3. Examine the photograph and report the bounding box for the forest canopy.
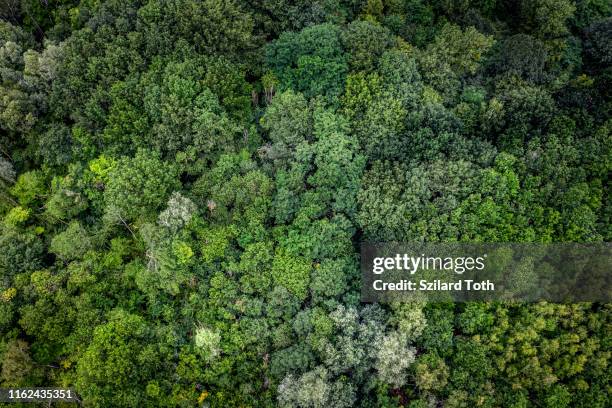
[0,1,610,407]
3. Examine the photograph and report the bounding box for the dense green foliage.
[1,1,610,407]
